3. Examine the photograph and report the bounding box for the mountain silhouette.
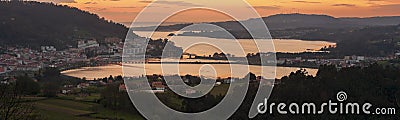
[0,1,134,49]
[133,13,400,31]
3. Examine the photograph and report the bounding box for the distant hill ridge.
[0,1,134,49]
[133,13,400,31]
[264,13,400,29]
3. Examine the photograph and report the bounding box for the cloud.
[37,0,76,3]
[109,0,120,1]
[85,7,107,11]
[139,0,152,3]
[138,0,202,7]
[113,6,137,8]
[332,4,356,7]
[84,2,97,4]
[292,1,321,4]
[372,4,400,11]
[251,6,281,10]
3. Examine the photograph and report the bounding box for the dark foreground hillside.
[0,1,131,49]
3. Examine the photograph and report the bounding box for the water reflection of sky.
[134,31,336,57]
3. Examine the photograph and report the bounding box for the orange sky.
[42,0,400,24]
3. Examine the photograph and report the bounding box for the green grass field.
[35,99,96,120]
[89,105,144,120]
[57,93,101,102]
[31,84,230,120]
[210,84,229,96]
[33,98,143,120]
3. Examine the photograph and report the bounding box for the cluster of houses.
[123,37,184,61]
[123,73,272,95]
[276,55,395,68]
[60,77,126,95]
[0,37,124,78]
[0,47,71,78]
[254,52,400,68]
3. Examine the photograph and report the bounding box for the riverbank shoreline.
[61,63,319,80]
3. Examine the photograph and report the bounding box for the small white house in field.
[215,82,222,86]
[185,89,196,95]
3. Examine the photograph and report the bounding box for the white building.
[78,39,99,49]
[41,46,56,52]
[356,56,365,61]
[122,37,148,62]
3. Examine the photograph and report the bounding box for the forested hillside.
[0,1,132,49]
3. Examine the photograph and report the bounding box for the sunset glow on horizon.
[42,0,400,24]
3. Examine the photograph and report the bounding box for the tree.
[42,67,60,77]
[244,72,256,81]
[15,76,40,95]
[0,84,41,120]
[115,75,123,81]
[42,82,59,97]
[108,75,114,81]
